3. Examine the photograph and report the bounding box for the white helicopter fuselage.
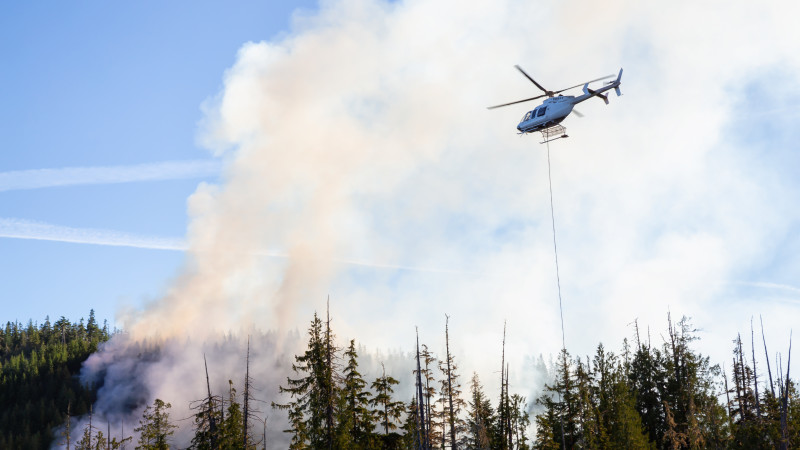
[516,68,623,134]
[516,95,575,133]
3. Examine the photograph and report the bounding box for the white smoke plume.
[68,0,800,446]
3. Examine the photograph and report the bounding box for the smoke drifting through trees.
[51,309,798,449]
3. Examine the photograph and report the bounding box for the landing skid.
[538,124,568,144]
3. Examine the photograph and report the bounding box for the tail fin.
[614,68,623,96]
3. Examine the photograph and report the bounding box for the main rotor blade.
[553,74,615,94]
[487,94,547,110]
[572,109,584,118]
[515,65,549,94]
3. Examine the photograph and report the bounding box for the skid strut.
[539,124,568,144]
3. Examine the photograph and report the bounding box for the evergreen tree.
[400,397,420,449]
[534,349,579,449]
[628,342,668,446]
[509,394,531,450]
[134,398,176,450]
[336,339,375,449]
[370,363,405,438]
[273,312,338,449]
[220,380,246,448]
[466,372,494,449]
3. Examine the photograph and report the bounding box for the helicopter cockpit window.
[537,106,547,117]
[523,111,532,121]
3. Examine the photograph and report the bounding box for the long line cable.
[545,138,567,450]
[546,139,566,351]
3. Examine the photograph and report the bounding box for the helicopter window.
[537,106,547,117]
[523,111,532,121]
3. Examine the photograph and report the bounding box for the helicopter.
[488,66,623,135]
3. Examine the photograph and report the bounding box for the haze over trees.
[1,309,798,449]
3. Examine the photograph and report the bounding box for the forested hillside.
[0,311,110,449]
[2,309,798,449]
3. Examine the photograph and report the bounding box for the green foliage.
[272,312,339,449]
[466,372,495,449]
[134,398,177,449]
[370,363,405,436]
[531,316,800,450]
[0,312,111,449]
[336,339,375,449]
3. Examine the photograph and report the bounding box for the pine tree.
[220,380,245,448]
[273,311,339,449]
[134,398,176,450]
[400,397,421,450]
[509,394,531,450]
[466,372,494,449]
[628,339,668,444]
[370,363,405,438]
[336,339,374,448]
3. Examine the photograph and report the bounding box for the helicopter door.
[537,106,547,117]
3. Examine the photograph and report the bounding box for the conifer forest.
[0,309,797,449]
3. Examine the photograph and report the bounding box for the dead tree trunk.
[750,318,761,419]
[243,336,251,449]
[445,315,457,450]
[779,332,792,450]
[499,321,506,450]
[415,329,429,450]
[204,354,218,448]
[761,316,776,397]
[325,299,334,450]
[723,363,733,426]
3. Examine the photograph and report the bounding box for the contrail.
[0,160,222,192]
[730,280,800,295]
[0,218,475,275]
[0,218,186,250]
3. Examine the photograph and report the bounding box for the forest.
[0,311,110,448]
[1,310,797,449]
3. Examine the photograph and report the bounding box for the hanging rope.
[545,138,568,450]
[545,139,566,351]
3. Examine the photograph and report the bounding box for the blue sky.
[3,0,800,387]
[1,1,314,324]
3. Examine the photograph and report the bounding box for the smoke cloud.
[69,0,800,446]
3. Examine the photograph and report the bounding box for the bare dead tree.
[779,331,792,450]
[750,317,761,418]
[505,363,512,447]
[415,328,430,450]
[261,416,269,450]
[444,314,458,450]
[243,336,251,449]
[499,321,506,450]
[723,363,733,425]
[65,401,71,450]
[325,298,335,450]
[761,315,776,397]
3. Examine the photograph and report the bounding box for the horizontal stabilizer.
[585,86,609,104]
